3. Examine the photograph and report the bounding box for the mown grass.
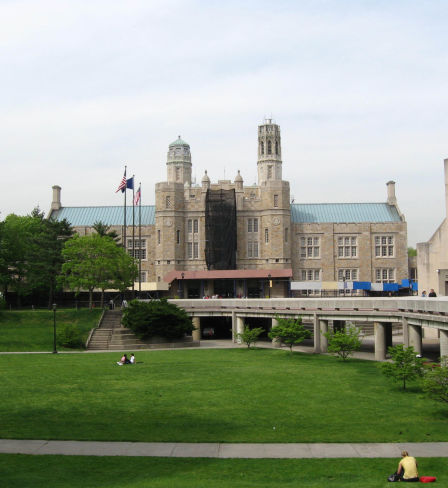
[0,309,102,351]
[1,349,447,443]
[0,455,445,488]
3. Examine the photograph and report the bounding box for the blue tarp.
[353,281,371,290]
[401,279,411,288]
[383,283,399,292]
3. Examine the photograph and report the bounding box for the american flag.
[115,169,127,193]
[134,185,141,205]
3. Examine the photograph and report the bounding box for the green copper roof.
[290,203,402,223]
[50,206,155,226]
[169,136,189,147]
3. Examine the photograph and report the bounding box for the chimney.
[386,180,396,206]
[444,159,448,219]
[51,185,61,210]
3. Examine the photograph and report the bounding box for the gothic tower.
[257,119,282,185]
[166,136,192,185]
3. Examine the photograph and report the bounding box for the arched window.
[267,140,272,155]
[275,141,279,155]
[260,141,264,155]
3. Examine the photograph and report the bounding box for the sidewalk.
[1,439,448,458]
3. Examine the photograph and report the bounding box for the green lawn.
[0,455,445,488]
[0,309,102,351]
[1,349,446,443]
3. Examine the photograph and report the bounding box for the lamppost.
[52,303,57,354]
[181,272,185,299]
[268,273,272,299]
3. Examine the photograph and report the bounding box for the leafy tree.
[236,326,264,348]
[324,323,362,361]
[268,315,311,353]
[92,221,120,243]
[381,345,424,390]
[407,247,417,257]
[422,358,448,404]
[60,234,137,308]
[122,299,194,340]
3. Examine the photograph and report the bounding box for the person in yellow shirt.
[397,451,419,482]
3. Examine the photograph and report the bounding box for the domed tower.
[257,119,282,185]
[167,136,192,185]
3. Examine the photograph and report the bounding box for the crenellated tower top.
[257,119,282,184]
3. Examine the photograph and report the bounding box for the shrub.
[381,345,424,390]
[422,357,448,404]
[57,324,85,349]
[268,316,311,353]
[324,323,362,361]
[122,299,194,340]
[236,326,264,348]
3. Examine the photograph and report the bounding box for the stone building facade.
[49,120,408,297]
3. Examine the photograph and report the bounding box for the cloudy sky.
[1,0,447,246]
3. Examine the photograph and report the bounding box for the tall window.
[375,235,394,257]
[127,239,147,259]
[275,141,279,155]
[193,242,199,259]
[187,219,192,234]
[265,228,269,244]
[247,218,258,233]
[187,242,193,259]
[338,236,357,258]
[300,236,320,258]
[301,269,321,281]
[338,269,358,281]
[175,167,180,181]
[157,230,160,245]
[176,229,180,244]
[248,241,259,258]
[165,195,171,209]
[285,227,289,243]
[139,271,147,282]
[267,140,272,155]
[267,165,273,179]
[248,218,259,258]
[274,194,278,207]
[375,268,395,283]
[260,141,264,155]
[193,219,198,233]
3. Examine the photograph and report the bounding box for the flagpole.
[123,165,127,253]
[132,174,135,297]
[139,183,142,295]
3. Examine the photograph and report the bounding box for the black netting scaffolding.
[205,189,237,270]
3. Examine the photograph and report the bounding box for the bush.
[122,299,194,340]
[381,345,424,390]
[57,324,85,349]
[268,316,311,353]
[422,357,448,404]
[324,323,362,361]
[236,326,264,348]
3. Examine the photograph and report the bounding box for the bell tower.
[166,136,192,185]
[257,119,282,185]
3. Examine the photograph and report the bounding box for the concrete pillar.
[271,318,281,348]
[320,319,328,353]
[402,317,409,347]
[236,316,245,344]
[374,322,386,361]
[313,314,320,353]
[439,329,448,359]
[192,317,201,342]
[409,324,422,355]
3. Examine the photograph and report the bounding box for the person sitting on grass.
[397,450,419,482]
[117,354,127,366]
[130,353,135,364]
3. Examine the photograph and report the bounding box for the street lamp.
[52,303,57,354]
[268,273,272,299]
[181,272,185,299]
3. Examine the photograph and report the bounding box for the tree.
[122,299,194,340]
[60,234,137,308]
[422,358,448,404]
[92,221,120,243]
[324,323,362,360]
[407,247,417,257]
[381,345,424,390]
[268,315,311,353]
[236,326,264,348]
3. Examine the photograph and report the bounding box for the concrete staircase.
[87,310,123,351]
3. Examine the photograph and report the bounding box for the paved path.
[1,439,448,458]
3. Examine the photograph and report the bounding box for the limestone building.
[49,120,408,297]
[417,159,448,296]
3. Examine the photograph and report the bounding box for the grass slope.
[0,309,102,351]
[0,455,445,488]
[1,349,447,442]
